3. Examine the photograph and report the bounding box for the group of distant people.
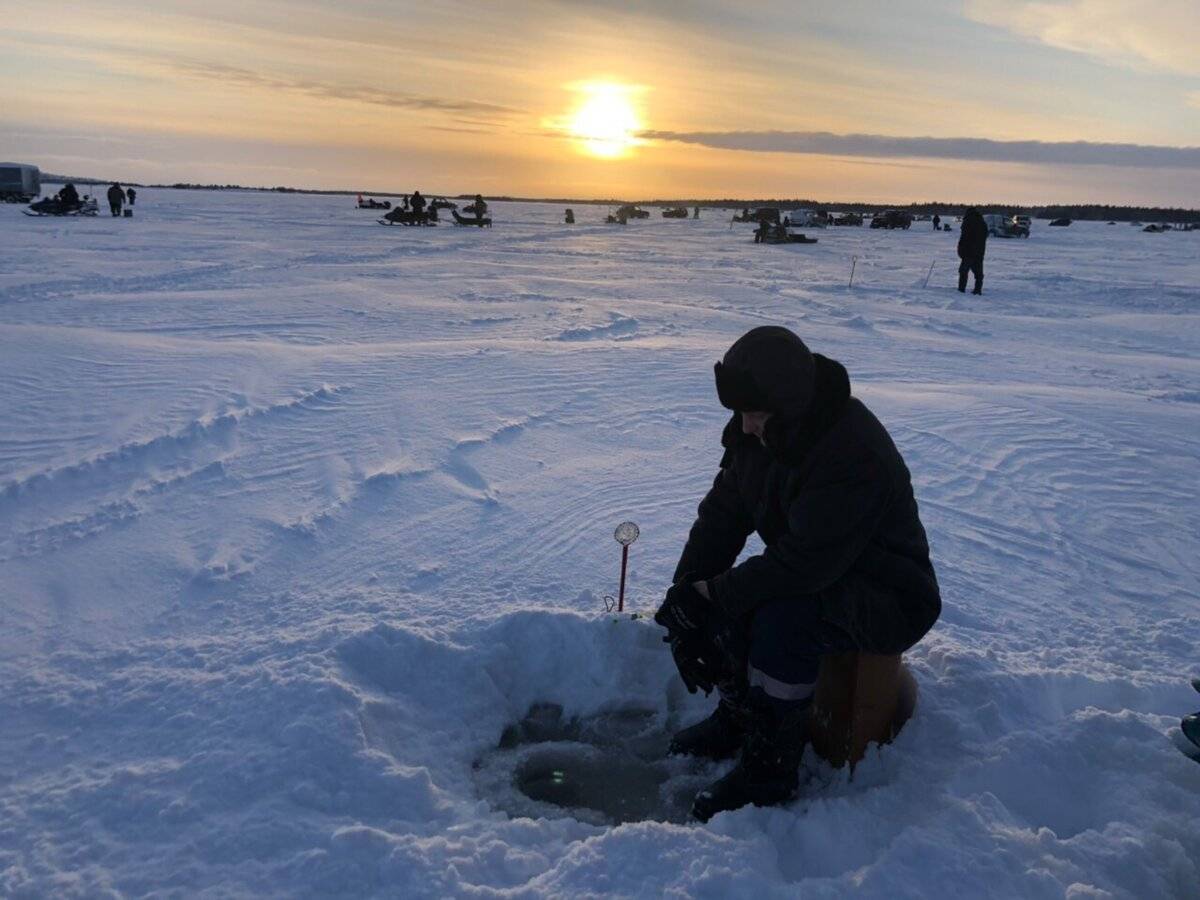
[383,191,488,225]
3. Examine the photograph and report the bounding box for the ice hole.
[474,702,712,825]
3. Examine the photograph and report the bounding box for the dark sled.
[452,210,491,227]
[1048,218,1072,227]
[662,207,689,218]
[761,233,818,244]
[379,209,437,226]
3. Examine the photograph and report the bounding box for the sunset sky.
[3,0,1198,204]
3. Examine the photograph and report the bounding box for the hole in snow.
[474,702,711,825]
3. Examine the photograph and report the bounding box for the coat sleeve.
[707,446,893,619]
[672,458,753,584]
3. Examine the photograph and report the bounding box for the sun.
[566,82,643,159]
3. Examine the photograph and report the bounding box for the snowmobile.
[357,197,391,210]
[662,207,689,218]
[24,195,99,217]
[452,209,491,227]
[430,198,458,211]
[755,222,818,245]
[615,204,649,220]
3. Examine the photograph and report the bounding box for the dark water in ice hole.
[474,702,715,825]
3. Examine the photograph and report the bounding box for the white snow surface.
[2,192,1198,898]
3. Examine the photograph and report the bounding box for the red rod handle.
[617,544,629,612]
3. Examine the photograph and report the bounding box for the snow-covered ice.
[1,192,1198,897]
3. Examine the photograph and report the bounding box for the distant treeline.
[40,176,1197,222]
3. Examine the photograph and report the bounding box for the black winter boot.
[691,702,808,822]
[668,696,748,761]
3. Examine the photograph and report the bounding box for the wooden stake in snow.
[923,259,936,288]
[849,255,858,288]
[614,521,640,612]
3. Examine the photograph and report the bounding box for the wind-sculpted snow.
[1,190,1198,897]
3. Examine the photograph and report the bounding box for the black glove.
[665,632,723,695]
[654,580,710,638]
[656,580,721,695]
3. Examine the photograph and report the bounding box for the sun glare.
[567,82,642,159]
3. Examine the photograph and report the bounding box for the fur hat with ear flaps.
[714,326,816,414]
[715,326,852,465]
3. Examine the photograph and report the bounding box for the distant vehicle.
[661,207,689,218]
[731,207,781,223]
[784,208,826,228]
[870,210,912,230]
[1014,215,1032,232]
[831,212,864,226]
[1048,218,1072,227]
[615,204,649,219]
[983,214,1029,238]
[430,198,458,211]
[0,162,41,202]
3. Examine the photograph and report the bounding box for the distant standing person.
[410,191,426,218]
[932,214,940,230]
[127,187,137,206]
[957,208,988,295]
[466,194,488,218]
[106,183,126,217]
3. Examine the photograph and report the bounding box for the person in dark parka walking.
[958,208,988,294]
[655,326,941,821]
[106,183,126,217]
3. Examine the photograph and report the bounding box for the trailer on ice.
[0,163,41,202]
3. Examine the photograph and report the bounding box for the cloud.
[641,129,1200,168]
[164,60,521,118]
[966,0,1200,77]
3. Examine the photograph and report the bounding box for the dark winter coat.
[107,185,126,206]
[958,211,988,259]
[674,351,941,654]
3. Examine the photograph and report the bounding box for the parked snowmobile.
[662,207,689,218]
[754,221,817,244]
[357,196,391,210]
[25,195,99,217]
[430,198,457,211]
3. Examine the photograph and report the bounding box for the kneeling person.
[655,326,941,821]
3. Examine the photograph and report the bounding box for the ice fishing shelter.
[0,163,41,202]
